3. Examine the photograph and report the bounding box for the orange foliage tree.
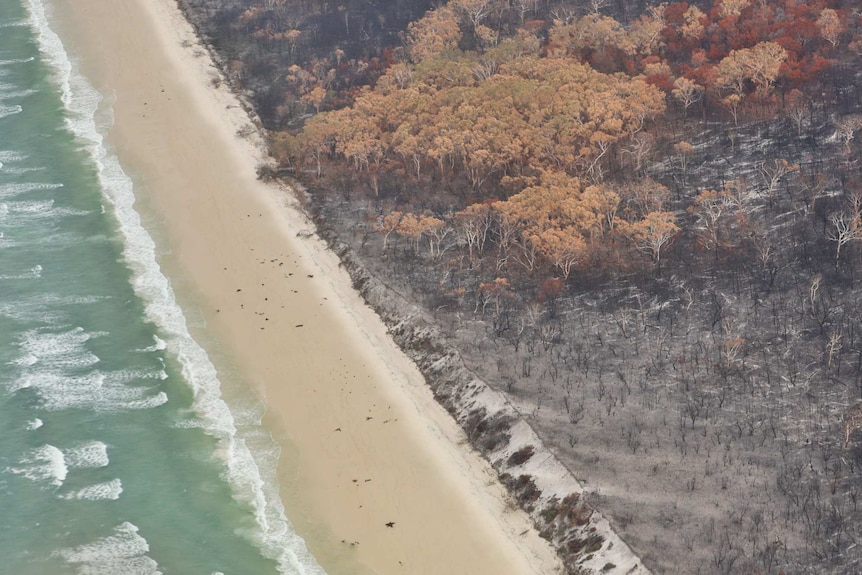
[494,171,619,278]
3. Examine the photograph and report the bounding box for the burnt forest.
[176,0,862,572]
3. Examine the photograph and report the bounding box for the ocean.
[0,1,325,573]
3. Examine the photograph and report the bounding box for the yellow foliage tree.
[672,77,703,118]
[681,5,705,39]
[404,6,462,63]
[620,211,679,272]
[716,41,787,98]
[817,8,844,48]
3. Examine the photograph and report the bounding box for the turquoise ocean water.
[0,1,325,573]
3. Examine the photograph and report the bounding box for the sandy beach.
[48,0,563,573]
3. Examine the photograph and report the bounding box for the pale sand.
[49,0,564,574]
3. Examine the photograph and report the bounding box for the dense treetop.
[274,0,856,281]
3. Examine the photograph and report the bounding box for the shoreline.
[48,0,564,574]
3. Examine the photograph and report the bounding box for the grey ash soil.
[313,231,650,575]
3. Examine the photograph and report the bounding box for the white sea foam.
[64,441,109,469]
[15,327,100,369]
[13,368,169,412]
[6,444,68,487]
[1,198,89,223]
[171,418,205,429]
[8,327,169,412]
[1,164,43,175]
[54,522,162,575]
[110,367,168,383]
[10,440,118,499]
[0,293,100,324]
[0,154,43,174]
[0,150,26,162]
[25,417,43,430]
[59,478,123,501]
[26,2,328,573]
[0,300,66,325]
[0,181,63,200]
[138,334,167,352]
[11,354,38,367]
[0,263,42,279]
[0,88,37,101]
[0,104,22,118]
[6,198,53,212]
[64,295,104,305]
[0,56,35,65]
[11,442,115,497]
